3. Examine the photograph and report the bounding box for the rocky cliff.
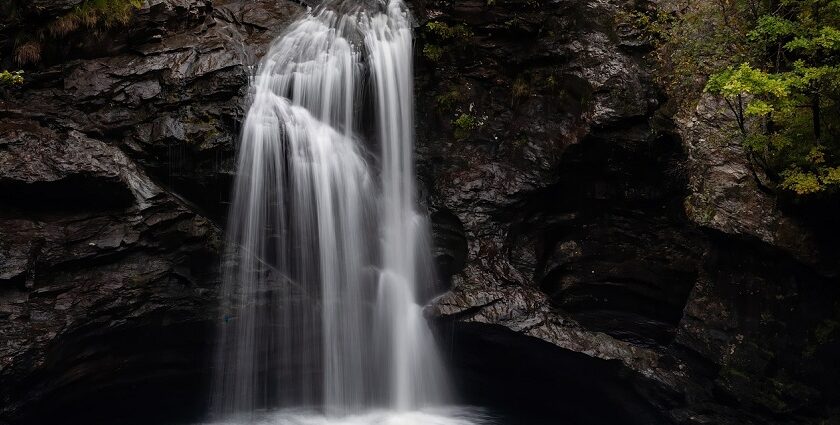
[0,1,302,423]
[1,0,839,424]
[412,0,840,423]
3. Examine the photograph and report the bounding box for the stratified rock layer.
[412,0,840,423]
[0,1,303,424]
[1,0,839,424]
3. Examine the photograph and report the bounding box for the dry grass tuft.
[50,14,81,36]
[512,77,530,99]
[14,41,42,65]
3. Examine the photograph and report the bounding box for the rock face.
[0,1,303,424]
[1,0,839,424]
[411,0,840,424]
[0,121,220,424]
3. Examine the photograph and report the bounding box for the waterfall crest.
[212,0,450,419]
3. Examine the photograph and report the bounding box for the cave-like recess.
[2,0,840,424]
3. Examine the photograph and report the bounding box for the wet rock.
[2,0,83,24]
[0,121,223,424]
[416,0,840,423]
[3,0,305,223]
[1,0,839,424]
[0,1,301,423]
[0,122,155,208]
[678,95,821,266]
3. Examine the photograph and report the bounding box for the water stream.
[209,1,482,423]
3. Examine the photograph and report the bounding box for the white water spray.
[211,0,465,422]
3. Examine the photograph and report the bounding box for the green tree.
[639,0,840,196]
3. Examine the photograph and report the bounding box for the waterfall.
[209,0,471,422]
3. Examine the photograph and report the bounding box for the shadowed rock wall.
[0,1,302,423]
[411,0,840,423]
[1,0,839,424]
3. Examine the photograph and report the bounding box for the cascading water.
[208,1,487,423]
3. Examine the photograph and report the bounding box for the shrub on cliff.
[11,0,143,65]
[50,0,143,36]
[634,0,840,197]
[0,70,24,86]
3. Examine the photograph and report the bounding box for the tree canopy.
[637,0,840,196]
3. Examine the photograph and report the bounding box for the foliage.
[421,21,473,63]
[704,63,790,133]
[636,0,840,197]
[423,44,443,62]
[452,113,478,141]
[435,87,463,112]
[50,0,143,36]
[453,113,477,129]
[512,76,530,99]
[508,68,567,103]
[424,21,474,40]
[12,0,142,64]
[624,3,749,104]
[0,70,24,86]
[14,41,41,65]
